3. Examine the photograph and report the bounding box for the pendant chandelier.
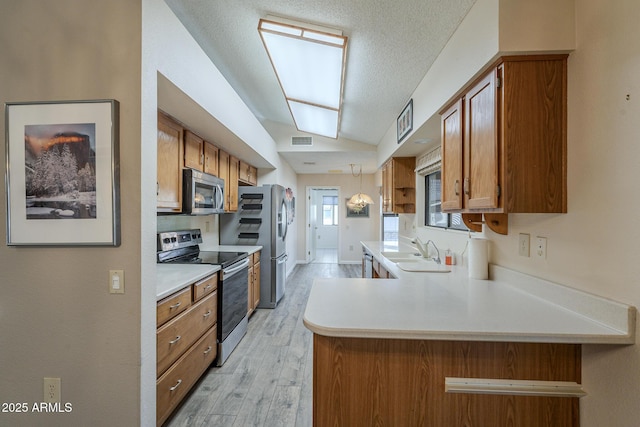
[347,164,374,211]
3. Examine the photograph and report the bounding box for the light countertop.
[302,241,635,345]
[202,245,262,255]
[156,264,220,301]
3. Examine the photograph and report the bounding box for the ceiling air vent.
[291,136,313,146]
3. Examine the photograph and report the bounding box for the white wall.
[297,174,379,263]
[401,0,640,425]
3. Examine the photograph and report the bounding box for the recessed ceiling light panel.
[259,18,347,139]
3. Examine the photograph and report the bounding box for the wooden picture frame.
[397,99,413,143]
[5,99,120,246]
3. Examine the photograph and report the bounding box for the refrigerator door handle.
[277,254,288,265]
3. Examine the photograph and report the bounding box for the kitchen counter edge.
[156,264,221,301]
[301,240,636,345]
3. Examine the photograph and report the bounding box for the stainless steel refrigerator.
[220,184,287,308]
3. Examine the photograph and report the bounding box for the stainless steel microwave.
[183,169,225,214]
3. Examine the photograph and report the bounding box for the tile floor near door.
[165,262,361,427]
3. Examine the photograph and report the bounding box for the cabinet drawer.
[253,250,261,263]
[193,273,217,302]
[157,291,217,376]
[156,325,217,426]
[157,287,191,327]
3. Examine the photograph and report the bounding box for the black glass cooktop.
[159,247,247,268]
[195,251,248,268]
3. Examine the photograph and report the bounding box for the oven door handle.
[222,258,250,279]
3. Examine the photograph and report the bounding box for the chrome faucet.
[425,240,441,264]
[413,237,441,264]
[414,236,429,258]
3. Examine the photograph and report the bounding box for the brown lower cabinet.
[313,335,580,426]
[156,273,218,426]
[372,258,390,278]
[247,251,261,316]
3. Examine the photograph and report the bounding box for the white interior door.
[306,187,317,263]
[306,186,339,263]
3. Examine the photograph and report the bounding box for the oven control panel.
[157,229,203,251]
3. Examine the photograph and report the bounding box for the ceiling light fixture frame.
[258,17,348,139]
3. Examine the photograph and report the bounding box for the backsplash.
[157,214,220,248]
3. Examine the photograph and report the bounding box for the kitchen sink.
[379,251,451,273]
[379,251,423,262]
[396,261,450,273]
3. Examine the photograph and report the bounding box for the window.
[322,195,338,226]
[425,172,467,231]
[382,214,399,242]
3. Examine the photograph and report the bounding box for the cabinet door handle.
[169,335,181,345]
[169,379,182,392]
[203,310,212,318]
[203,346,213,355]
[200,153,204,165]
[454,180,460,196]
[169,302,181,310]
[464,178,470,195]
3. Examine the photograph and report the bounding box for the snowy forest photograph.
[24,123,97,219]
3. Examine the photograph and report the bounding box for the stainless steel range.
[157,229,248,366]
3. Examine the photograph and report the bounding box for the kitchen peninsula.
[303,241,635,426]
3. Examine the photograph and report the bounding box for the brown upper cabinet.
[157,112,184,213]
[218,149,239,212]
[382,157,416,214]
[441,55,568,216]
[184,130,219,177]
[238,160,257,186]
[157,111,257,214]
[203,142,219,176]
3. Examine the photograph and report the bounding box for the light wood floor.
[310,248,337,264]
[165,262,361,427]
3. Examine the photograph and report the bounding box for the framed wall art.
[397,98,413,143]
[5,99,120,246]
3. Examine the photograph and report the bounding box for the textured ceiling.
[165,0,476,173]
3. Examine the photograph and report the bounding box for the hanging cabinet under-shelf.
[382,157,416,214]
[440,55,568,234]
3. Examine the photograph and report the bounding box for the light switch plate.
[518,233,530,257]
[109,270,125,294]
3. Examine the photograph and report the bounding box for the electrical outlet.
[536,237,547,259]
[518,233,530,257]
[44,377,60,403]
